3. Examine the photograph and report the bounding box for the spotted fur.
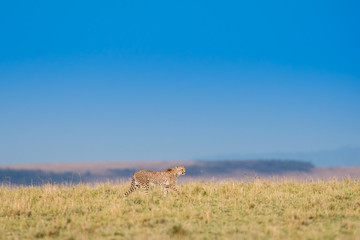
[123,166,186,197]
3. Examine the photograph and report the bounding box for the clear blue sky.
[0,1,359,164]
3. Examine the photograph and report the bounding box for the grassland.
[1,179,360,240]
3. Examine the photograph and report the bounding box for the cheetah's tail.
[122,177,137,197]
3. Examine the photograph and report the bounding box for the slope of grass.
[1,179,359,239]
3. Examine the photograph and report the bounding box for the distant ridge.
[1,159,360,186]
[0,160,314,185]
[202,147,360,167]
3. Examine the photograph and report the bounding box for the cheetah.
[123,166,186,197]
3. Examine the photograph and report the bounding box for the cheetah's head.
[174,166,186,176]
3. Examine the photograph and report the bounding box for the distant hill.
[1,159,360,186]
[203,147,360,166]
[0,160,313,185]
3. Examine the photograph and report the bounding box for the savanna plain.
[1,179,360,240]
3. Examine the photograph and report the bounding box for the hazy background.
[1,1,359,166]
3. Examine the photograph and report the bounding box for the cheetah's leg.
[123,178,139,197]
[164,186,169,196]
[169,185,180,195]
[141,182,149,195]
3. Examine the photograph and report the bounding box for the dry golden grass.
[1,179,360,239]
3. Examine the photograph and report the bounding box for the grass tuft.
[169,224,188,236]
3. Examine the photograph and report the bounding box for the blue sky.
[0,1,359,164]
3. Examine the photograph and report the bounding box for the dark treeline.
[186,160,314,176]
[0,160,314,186]
[0,169,93,185]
